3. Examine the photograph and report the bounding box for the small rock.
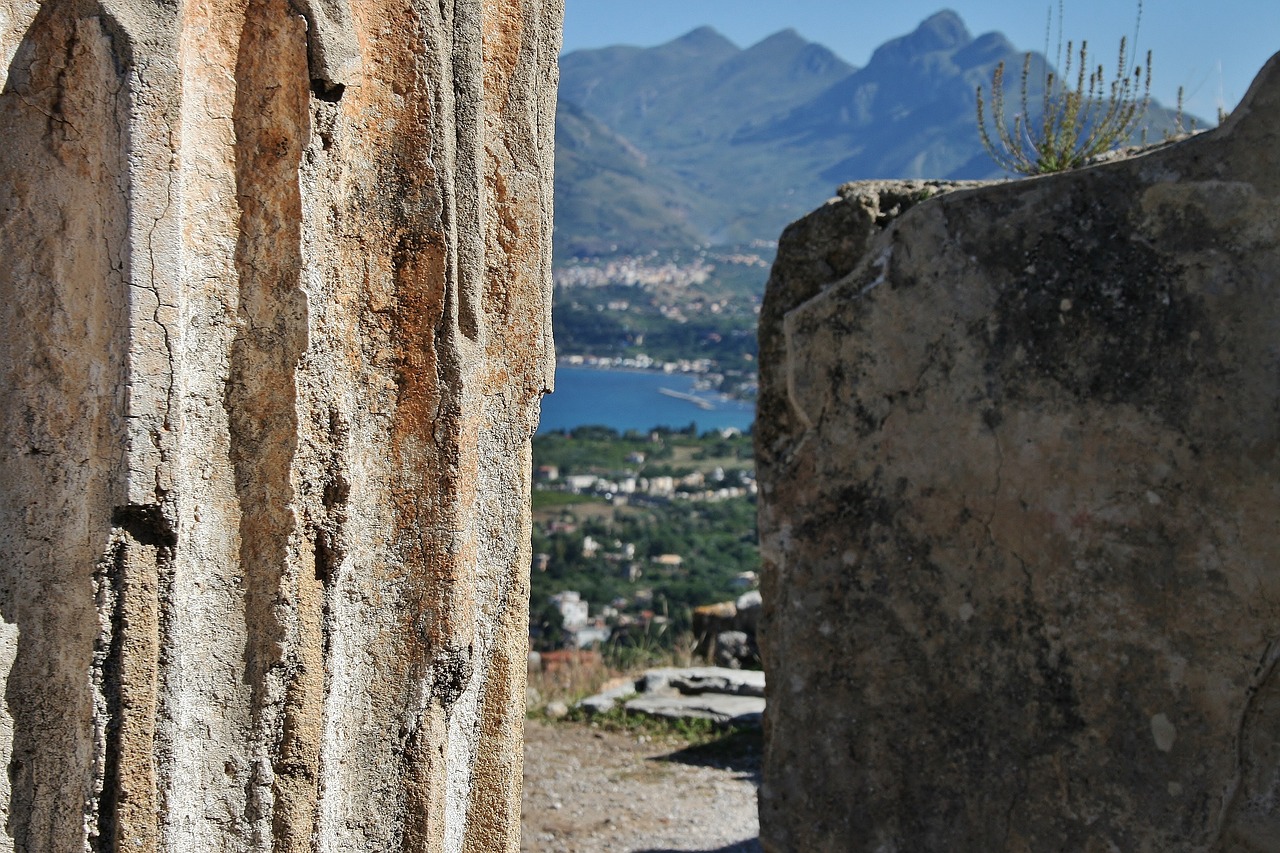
[714,630,755,669]
[545,700,569,720]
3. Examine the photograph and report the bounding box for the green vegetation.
[601,620,693,672]
[560,704,762,750]
[534,426,673,474]
[976,2,1151,175]
[533,423,751,476]
[530,426,758,655]
[531,490,606,510]
[531,497,758,635]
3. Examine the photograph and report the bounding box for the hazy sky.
[562,1,1279,119]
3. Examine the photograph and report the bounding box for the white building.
[570,625,611,649]
[563,474,598,492]
[550,591,589,629]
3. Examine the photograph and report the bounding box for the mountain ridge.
[554,12,1187,257]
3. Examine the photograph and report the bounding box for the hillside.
[554,10,1189,257]
[554,101,707,255]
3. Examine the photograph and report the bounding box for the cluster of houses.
[551,247,771,294]
[559,352,717,375]
[533,527,724,650]
[551,253,714,290]
[534,461,756,504]
[544,589,662,650]
[532,533,677,585]
[545,570,759,651]
[545,591,613,648]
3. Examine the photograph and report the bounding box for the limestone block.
[639,666,766,699]
[624,694,765,727]
[757,54,1280,851]
[0,0,562,850]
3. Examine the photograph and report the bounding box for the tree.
[529,598,565,651]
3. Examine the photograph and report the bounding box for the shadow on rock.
[650,728,763,782]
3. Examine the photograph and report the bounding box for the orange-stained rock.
[0,0,562,850]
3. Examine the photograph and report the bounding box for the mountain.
[554,101,707,255]
[554,10,1186,257]
[737,15,1040,183]
[555,23,856,255]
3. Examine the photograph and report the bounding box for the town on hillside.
[528,425,760,660]
[552,246,770,403]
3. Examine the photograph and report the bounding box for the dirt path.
[521,718,762,853]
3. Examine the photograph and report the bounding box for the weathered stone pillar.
[757,55,1280,851]
[0,0,561,848]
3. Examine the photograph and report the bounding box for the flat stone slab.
[624,693,766,727]
[640,666,766,697]
[576,680,638,714]
[576,666,767,719]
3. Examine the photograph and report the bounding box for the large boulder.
[0,1,562,850]
[757,54,1280,851]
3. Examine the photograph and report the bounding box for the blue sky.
[562,1,1278,119]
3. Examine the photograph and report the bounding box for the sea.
[535,366,755,435]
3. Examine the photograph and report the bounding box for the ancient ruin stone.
[0,0,561,850]
[757,54,1280,851]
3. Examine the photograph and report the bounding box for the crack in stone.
[1215,638,1280,846]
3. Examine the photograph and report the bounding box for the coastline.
[538,365,755,434]
[658,387,715,410]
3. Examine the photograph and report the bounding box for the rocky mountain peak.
[866,10,971,66]
[665,25,739,56]
[751,28,806,50]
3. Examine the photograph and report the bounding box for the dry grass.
[527,650,612,711]
[526,633,701,713]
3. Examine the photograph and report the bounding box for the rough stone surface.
[576,681,638,715]
[667,668,765,699]
[642,667,766,699]
[757,54,1280,852]
[578,667,766,719]
[0,0,562,850]
[714,631,753,669]
[624,694,765,727]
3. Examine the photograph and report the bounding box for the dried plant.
[976,2,1151,175]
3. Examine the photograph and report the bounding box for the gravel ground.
[521,718,762,853]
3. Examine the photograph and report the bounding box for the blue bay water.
[536,366,755,434]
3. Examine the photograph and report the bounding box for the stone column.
[0,0,561,849]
